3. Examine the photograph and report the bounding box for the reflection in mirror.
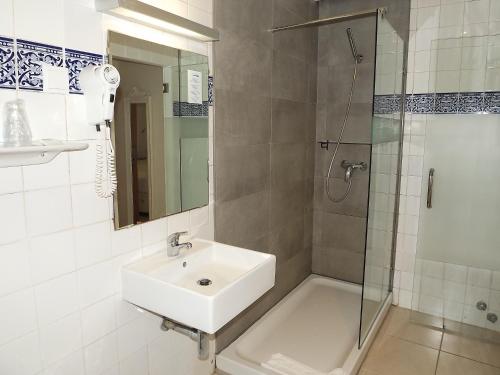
[109,32,209,229]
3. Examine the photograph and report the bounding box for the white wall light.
[95,0,219,42]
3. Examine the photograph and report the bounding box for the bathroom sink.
[121,239,276,334]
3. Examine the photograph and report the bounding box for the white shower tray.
[0,139,89,167]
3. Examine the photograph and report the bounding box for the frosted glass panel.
[419,115,500,270]
[180,137,209,211]
[410,33,500,329]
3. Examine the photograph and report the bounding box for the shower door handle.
[427,168,435,209]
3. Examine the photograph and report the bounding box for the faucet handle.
[168,231,188,246]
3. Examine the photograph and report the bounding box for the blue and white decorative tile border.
[434,93,459,114]
[375,92,500,114]
[0,37,15,89]
[65,49,104,94]
[484,92,500,113]
[16,39,63,91]
[173,101,209,117]
[409,94,435,114]
[208,75,214,106]
[373,95,400,114]
[1,36,216,101]
[0,34,105,93]
[459,92,483,113]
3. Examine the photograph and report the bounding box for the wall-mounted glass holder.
[0,139,88,168]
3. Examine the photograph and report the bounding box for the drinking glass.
[2,99,32,146]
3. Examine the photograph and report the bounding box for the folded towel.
[261,353,346,375]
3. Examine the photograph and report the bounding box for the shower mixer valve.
[341,160,367,182]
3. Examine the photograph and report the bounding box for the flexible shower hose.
[325,61,358,203]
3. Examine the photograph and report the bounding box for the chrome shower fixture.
[341,160,368,183]
[487,312,498,324]
[325,28,364,203]
[346,28,363,64]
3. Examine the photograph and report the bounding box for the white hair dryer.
[80,64,121,198]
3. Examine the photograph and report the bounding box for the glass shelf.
[0,139,89,168]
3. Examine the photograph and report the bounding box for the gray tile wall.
[312,0,410,283]
[213,0,318,351]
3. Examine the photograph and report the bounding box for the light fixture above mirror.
[95,0,220,42]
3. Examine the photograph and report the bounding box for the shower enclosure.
[313,7,405,347]
[216,5,407,374]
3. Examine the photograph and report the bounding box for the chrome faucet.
[167,231,192,257]
[341,160,367,182]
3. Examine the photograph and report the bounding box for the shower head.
[346,28,363,64]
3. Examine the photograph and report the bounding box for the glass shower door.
[359,11,405,345]
[411,34,500,332]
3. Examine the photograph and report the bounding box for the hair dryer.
[79,64,121,198]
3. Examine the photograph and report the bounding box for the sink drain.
[197,278,212,286]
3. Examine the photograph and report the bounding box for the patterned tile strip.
[373,95,395,114]
[16,39,63,91]
[1,35,214,102]
[173,101,209,117]
[435,93,459,114]
[0,36,16,89]
[458,92,484,114]
[375,92,498,114]
[208,75,214,106]
[484,92,500,114]
[65,49,104,94]
[0,36,496,116]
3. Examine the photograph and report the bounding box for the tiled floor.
[358,306,500,375]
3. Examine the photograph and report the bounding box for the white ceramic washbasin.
[122,239,276,334]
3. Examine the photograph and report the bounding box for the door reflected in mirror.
[130,102,150,223]
[109,32,209,229]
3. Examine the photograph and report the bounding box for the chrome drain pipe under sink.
[161,317,209,360]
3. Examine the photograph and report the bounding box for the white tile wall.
[39,312,83,365]
[0,332,42,375]
[0,288,37,347]
[0,0,215,374]
[408,0,500,93]
[0,240,31,295]
[34,273,80,326]
[13,0,65,46]
[0,0,13,36]
[29,230,76,284]
[0,193,26,245]
[25,187,73,236]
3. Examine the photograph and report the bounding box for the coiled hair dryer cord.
[95,123,117,198]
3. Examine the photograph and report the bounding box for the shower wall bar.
[269,8,384,33]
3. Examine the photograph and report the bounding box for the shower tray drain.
[197,278,212,286]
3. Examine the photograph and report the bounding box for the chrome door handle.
[427,168,435,209]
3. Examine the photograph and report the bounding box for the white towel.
[261,353,346,375]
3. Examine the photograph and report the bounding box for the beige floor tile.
[436,352,500,375]
[360,335,439,375]
[442,332,500,368]
[376,307,443,350]
[445,319,500,345]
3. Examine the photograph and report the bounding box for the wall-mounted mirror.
[108,31,209,229]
